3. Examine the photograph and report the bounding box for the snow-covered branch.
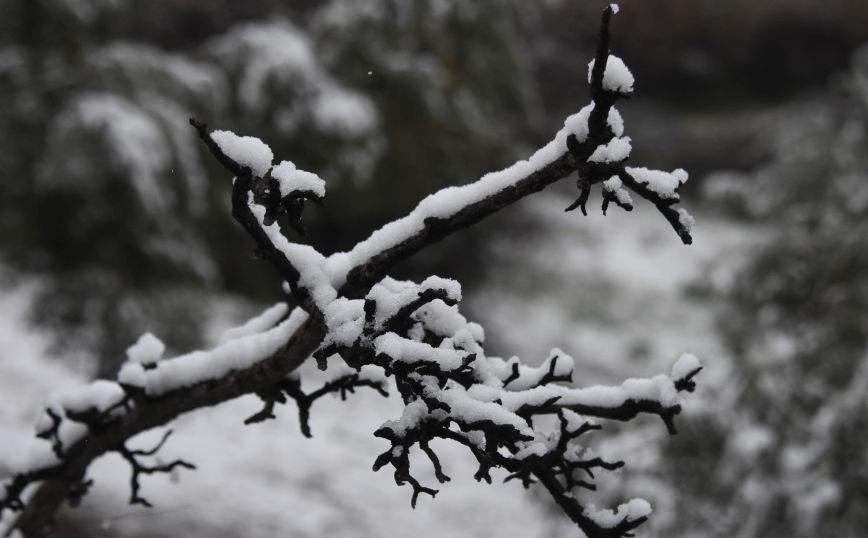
[1,6,699,538]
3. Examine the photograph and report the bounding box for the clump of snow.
[514,439,551,460]
[361,276,463,337]
[420,276,462,303]
[211,129,273,177]
[50,380,126,416]
[381,400,437,437]
[607,107,625,137]
[588,137,632,164]
[609,3,620,14]
[117,362,147,388]
[602,176,633,206]
[271,161,326,198]
[626,166,688,199]
[433,383,533,438]
[126,332,165,365]
[585,498,652,528]
[323,298,365,347]
[677,208,696,233]
[670,353,701,380]
[499,349,575,391]
[374,333,469,371]
[588,55,635,94]
[466,384,501,403]
[563,104,595,144]
[365,278,423,327]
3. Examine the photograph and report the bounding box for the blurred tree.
[640,44,868,538]
[0,0,543,375]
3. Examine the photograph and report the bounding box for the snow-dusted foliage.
[206,19,384,183]
[639,45,868,538]
[1,7,701,538]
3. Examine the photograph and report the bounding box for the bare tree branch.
[1,7,698,537]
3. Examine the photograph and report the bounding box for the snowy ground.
[471,192,754,387]
[0,192,753,538]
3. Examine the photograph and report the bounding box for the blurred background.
[2,0,868,536]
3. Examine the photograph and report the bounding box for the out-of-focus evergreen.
[0,0,543,374]
[644,47,868,538]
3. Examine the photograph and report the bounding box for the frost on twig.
[1,6,701,538]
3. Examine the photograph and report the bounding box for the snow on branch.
[1,6,700,538]
[288,272,701,538]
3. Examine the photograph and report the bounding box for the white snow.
[670,353,701,380]
[142,309,308,395]
[373,333,468,371]
[499,372,680,413]
[608,107,625,137]
[125,332,165,365]
[677,208,696,233]
[323,103,606,289]
[271,161,326,198]
[117,362,147,388]
[563,104,595,144]
[500,349,575,391]
[413,300,482,348]
[51,380,126,415]
[380,400,437,437]
[420,276,462,303]
[248,200,338,309]
[433,383,533,438]
[211,129,274,177]
[610,4,620,14]
[514,438,551,460]
[585,498,652,528]
[602,176,633,206]
[1,341,557,538]
[588,55,635,94]
[323,297,365,346]
[626,166,688,199]
[588,136,632,164]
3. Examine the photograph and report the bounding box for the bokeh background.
[2,0,868,536]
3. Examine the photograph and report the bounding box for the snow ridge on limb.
[1,6,699,538]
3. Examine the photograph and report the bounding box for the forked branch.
[1,7,698,538]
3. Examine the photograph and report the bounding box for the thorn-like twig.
[116,430,195,508]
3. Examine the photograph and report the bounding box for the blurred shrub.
[0,0,542,373]
[648,44,868,538]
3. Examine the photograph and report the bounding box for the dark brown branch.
[116,430,195,508]
[245,374,388,438]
